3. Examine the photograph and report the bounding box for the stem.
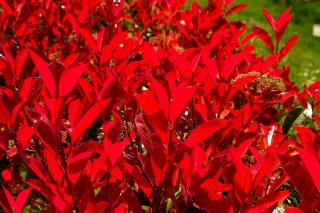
[182,198,193,213]
[190,99,196,129]
[275,41,279,53]
[151,184,164,213]
[58,148,79,213]
[151,185,160,212]
[181,180,191,212]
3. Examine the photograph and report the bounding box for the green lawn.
[191,0,320,87]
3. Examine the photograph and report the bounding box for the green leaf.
[94,187,102,196]
[282,107,306,134]
[142,206,151,211]
[166,198,173,213]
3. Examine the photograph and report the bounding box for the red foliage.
[0,0,319,212]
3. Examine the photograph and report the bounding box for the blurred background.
[187,0,320,87]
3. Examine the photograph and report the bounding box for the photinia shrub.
[0,0,319,212]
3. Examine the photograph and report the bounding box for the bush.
[0,0,319,212]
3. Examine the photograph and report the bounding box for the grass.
[190,0,320,87]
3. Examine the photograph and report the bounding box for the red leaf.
[207,57,220,83]
[68,151,93,175]
[79,28,98,53]
[241,32,256,46]
[26,179,70,212]
[113,203,128,213]
[0,44,14,71]
[262,8,293,43]
[285,207,305,213]
[106,142,126,168]
[190,52,202,73]
[135,93,162,115]
[143,36,166,61]
[0,131,8,152]
[226,4,248,16]
[29,50,56,97]
[149,78,169,118]
[58,63,87,97]
[219,52,243,81]
[63,53,80,67]
[72,100,111,143]
[68,99,85,128]
[11,101,24,127]
[184,119,229,148]
[232,75,258,90]
[79,79,96,103]
[0,101,10,127]
[64,14,80,33]
[224,0,235,7]
[97,28,107,52]
[122,191,142,213]
[253,26,274,51]
[279,35,299,60]
[252,153,278,191]
[98,79,123,100]
[25,156,51,183]
[17,126,35,151]
[100,45,113,65]
[135,113,167,183]
[2,187,15,209]
[135,113,163,152]
[25,109,59,152]
[169,84,197,124]
[0,0,14,15]
[0,189,11,212]
[125,164,152,197]
[276,7,293,42]
[1,168,12,183]
[261,53,279,71]
[44,148,64,185]
[295,126,317,157]
[247,191,290,212]
[298,148,320,192]
[278,153,319,211]
[0,57,14,85]
[234,166,252,201]
[18,77,37,103]
[15,188,32,213]
[262,9,277,32]
[15,49,29,78]
[45,98,65,131]
[200,179,233,193]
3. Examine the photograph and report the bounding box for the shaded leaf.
[29,51,56,97]
[72,100,111,143]
[58,63,87,97]
[184,119,229,148]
